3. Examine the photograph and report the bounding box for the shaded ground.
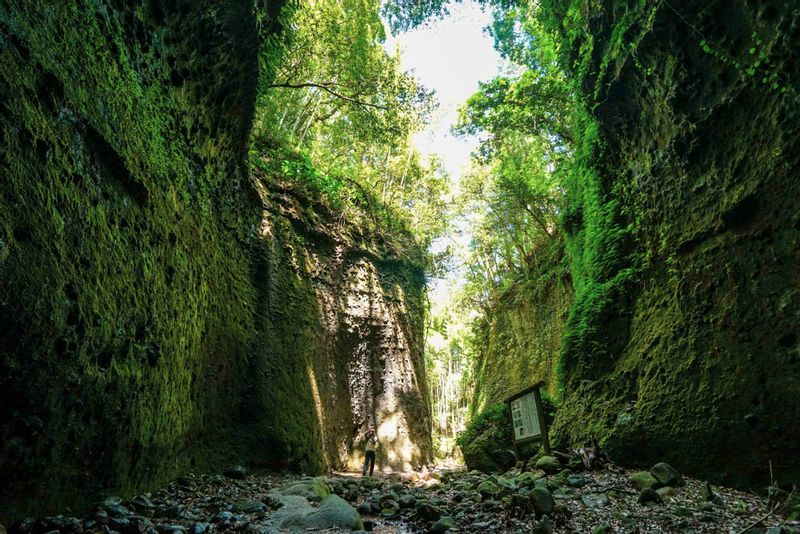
[3,460,799,534]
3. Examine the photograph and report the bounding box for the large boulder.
[650,463,683,487]
[281,495,363,531]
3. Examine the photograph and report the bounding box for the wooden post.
[532,385,551,455]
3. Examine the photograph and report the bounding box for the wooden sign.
[506,382,550,453]
[511,391,541,441]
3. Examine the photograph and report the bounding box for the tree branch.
[267,82,389,111]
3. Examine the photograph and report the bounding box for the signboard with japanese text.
[510,390,541,441]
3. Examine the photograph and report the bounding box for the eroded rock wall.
[0,0,430,520]
[547,0,800,486]
[471,277,572,414]
[247,179,432,475]
[0,0,267,517]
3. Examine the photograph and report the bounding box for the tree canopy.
[251,0,449,251]
[452,0,574,313]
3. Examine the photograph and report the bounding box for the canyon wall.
[547,0,800,487]
[0,0,430,520]
[245,176,432,476]
[470,276,572,414]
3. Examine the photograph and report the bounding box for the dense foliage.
[425,304,477,461]
[402,0,578,461]
[251,0,449,256]
[454,0,572,316]
[420,1,576,446]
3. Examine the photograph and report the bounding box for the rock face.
[548,0,800,486]
[470,268,572,411]
[0,0,430,521]
[249,178,432,474]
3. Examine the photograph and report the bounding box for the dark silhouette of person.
[362,429,377,476]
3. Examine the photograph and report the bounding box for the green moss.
[544,0,800,487]
[0,0,271,518]
[0,0,432,521]
[456,404,514,472]
[471,271,572,415]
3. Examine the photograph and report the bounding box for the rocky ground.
[3,457,800,534]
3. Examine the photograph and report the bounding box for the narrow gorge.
[1,0,798,532]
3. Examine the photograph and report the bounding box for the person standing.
[362,429,377,476]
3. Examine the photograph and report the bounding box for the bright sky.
[383,1,502,179]
[383,1,504,336]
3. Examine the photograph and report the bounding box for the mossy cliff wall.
[545,0,800,486]
[0,0,266,517]
[247,178,432,475]
[0,0,430,520]
[470,276,572,415]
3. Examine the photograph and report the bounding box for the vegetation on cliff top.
[251,0,449,264]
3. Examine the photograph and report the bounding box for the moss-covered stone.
[456,404,515,473]
[650,463,683,488]
[630,472,660,491]
[535,456,562,475]
[530,487,555,516]
[278,480,331,502]
[281,494,364,531]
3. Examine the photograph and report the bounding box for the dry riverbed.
[3,459,799,534]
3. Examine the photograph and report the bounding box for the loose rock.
[702,481,717,502]
[234,500,267,513]
[535,456,561,475]
[581,493,609,508]
[638,487,663,504]
[477,480,501,499]
[530,488,555,516]
[630,471,660,491]
[566,474,590,488]
[656,486,676,499]
[416,502,442,521]
[650,462,683,487]
[399,494,417,509]
[429,516,456,533]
